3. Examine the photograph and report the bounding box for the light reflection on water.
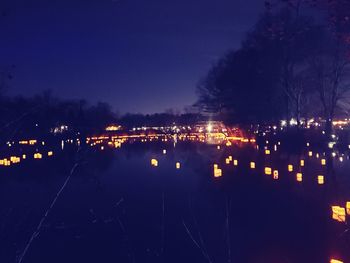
[0,138,349,263]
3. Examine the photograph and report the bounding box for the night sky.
[1,0,263,114]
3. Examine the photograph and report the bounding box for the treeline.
[196,0,350,130]
[0,91,117,140]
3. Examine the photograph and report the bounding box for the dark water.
[0,140,349,263]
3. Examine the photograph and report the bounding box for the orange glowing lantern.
[214,168,222,178]
[321,159,326,165]
[151,159,158,167]
[330,259,343,263]
[34,153,42,159]
[264,167,272,175]
[346,202,350,215]
[300,160,305,167]
[318,175,325,185]
[296,173,303,182]
[332,206,346,222]
[225,158,230,164]
[265,149,270,155]
[273,170,279,179]
[250,162,255,169]
[308,151,313,157]
[288,165,293,172]
[233,160,238,166]
[48,151,53,156]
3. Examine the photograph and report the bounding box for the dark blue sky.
[1,0,263,114]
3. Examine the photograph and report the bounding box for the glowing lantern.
[264,167,272,175]
[29,140,37,145]
[273,170,278,179]
[308,151,313,157]
[214,164,218,169]
[163,149,167,154]
[296,173,303,182]
[288,165,293,172]
[330,259,343,263]
[321,159,326,165]
[265,149,270,155]
[151,159,158,167]
[100,146,104,150]
[318,175,324,185]
[214,168,222,178]
[346,202,350,215]
[250,162,255,169]
[226,141,232,146]
[22,154,26,159]
[217,145,221,150]
[228,156,232,161]
[225,158,230,164]
[300,160,305,167]
[332,206,346,223]
[233,160,238,166]
[48,151,53,156]
[34,153,42,159]
[176,162,181,169]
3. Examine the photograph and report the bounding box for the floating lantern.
[250,162,255,169]
[151,159,158,167]
[162,149,166,154]
[233,160,238,166]
[321,159,326,165]
[214,164,218,169]
[306,142,310,147]
[332,206,346,222]
[29,140,37,145]
[34,153,42,159]
[22,154,26,159]
[100,146,104,150]
[346,202,350,215]
[300,160,305,166]
[296,173,303,182]
[225,158,230,164]
[176,162,181,169]
[264,167,272,175]
[228,156,232,161]
[273,170,278,179]
[48,151,53,156]
[274,145,277,151]
[288,165,293,172]
[308,151,313,157]
[265,149,270,155]
[330,259,343,263]
[226,141,232,146]
[214,168,222,178]
[318,175,324,185]
[217,145,221,150]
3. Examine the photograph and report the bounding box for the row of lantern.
[0,151,54,167]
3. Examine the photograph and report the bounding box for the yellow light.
[296,173,303,182]
[176,162,181,169]
[318,175,324,185]
[346,202,350,215]
[163,149,167,154]
[226,141,232,146]
[265,149,270,155]
[29,140,37,145]
[228,156,232,161]
[331,206,346,222]
[22,154,26,159]
[288,165,293,172]
[214,168,222,178]
[48,151,53,156]
[225,158,230,164]
[233,160,238,166]
[217,145,221,150]
[330,259,343,263]
[273,170,278,179]
[321,159,326,165]
[308,151,313,157]
[34,153,42,159]
[151,159,158,167]
[300,160,304,167]
[264,167,272,175]
[250,162,255,169]
[214,164,218,169]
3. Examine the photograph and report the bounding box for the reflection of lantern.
[151,159,158,167]
[300,160,304,167]
[273,170,278,179]
[176,162,181,169]
[233,160,238,166]
[288,165,293,172]
[296,173,302,182]
[264,167,272,175]
[317,175,324,185]
[250,162,255,169]
[332,206,346,222]
[321,159,326,165]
